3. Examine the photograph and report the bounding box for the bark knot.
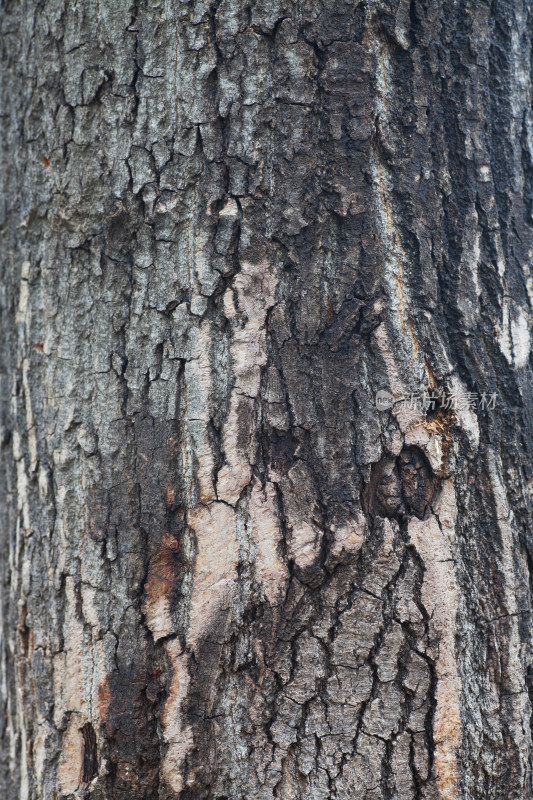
[364,445,437,521]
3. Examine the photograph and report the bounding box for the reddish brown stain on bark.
[144,533,180,608]
[98,679,111,723]
[166,485,177,508]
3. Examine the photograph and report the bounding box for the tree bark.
[1,1,533,798]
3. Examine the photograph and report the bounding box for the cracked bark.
[1,1,533,799]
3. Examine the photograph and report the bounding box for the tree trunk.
[1,1,533,798]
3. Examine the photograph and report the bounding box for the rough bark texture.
[1,1,533,799]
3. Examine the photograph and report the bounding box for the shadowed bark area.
[1,1,533,799]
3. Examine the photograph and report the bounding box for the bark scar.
[364,445,436,520]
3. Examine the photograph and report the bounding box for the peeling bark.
[1,1,533,799]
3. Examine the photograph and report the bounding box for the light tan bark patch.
[58,713,85,794]
[186,502,238,648]
[250,480,287,604]
[409,479,461,800]
[161,641,194,795]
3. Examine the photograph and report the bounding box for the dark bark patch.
[88,486,110,543]
[81,723,98,784]
[364,446,436,520]
[269,429,297,474]
[322,296,364,351]
[179,606,234,795]
[364,456,405,519]
[99,662,162,800]
[16,601,32,658]
[526,664,533,740]
[398,446,437,519]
